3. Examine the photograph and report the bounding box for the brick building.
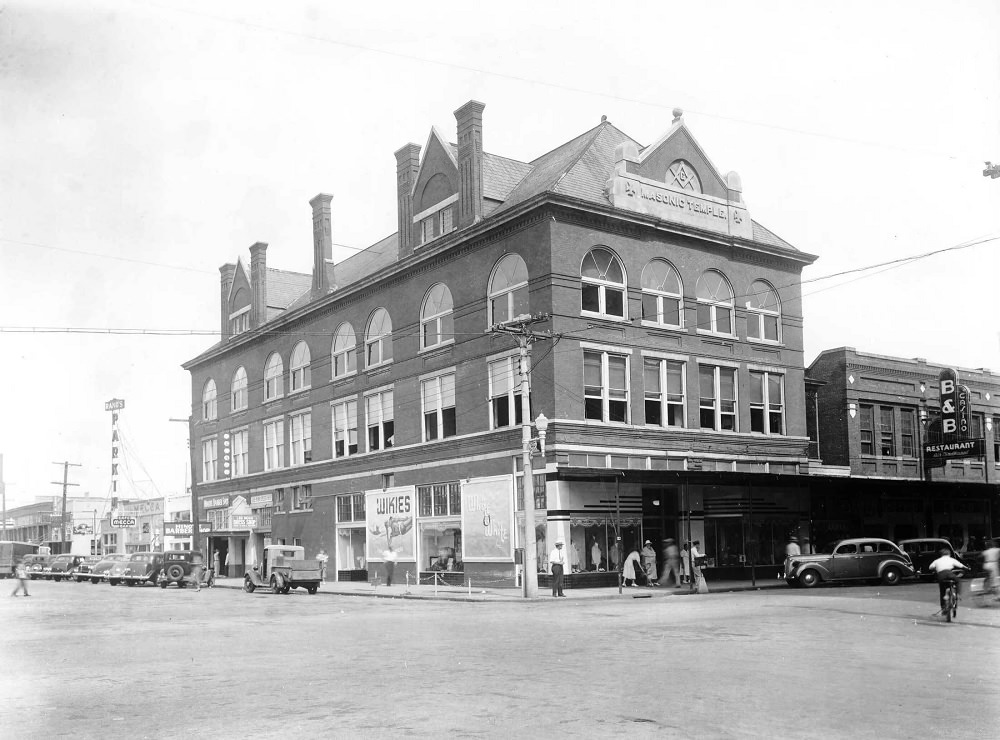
[806,348,1000,549]
[183,102,818,586]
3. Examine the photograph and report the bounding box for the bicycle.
[939,569,966,622]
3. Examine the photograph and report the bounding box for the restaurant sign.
[924,439,985,463]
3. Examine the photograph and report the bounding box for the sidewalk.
[213,575,789,602]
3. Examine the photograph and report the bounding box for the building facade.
[807,348,1000,550]
[184,102,818,585]
[4,495,111,555]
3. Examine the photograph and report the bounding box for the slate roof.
[249,118,802,327]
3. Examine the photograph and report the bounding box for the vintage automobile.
[108,552,164,586]
[243,545,321,595]
[898,538,971,579]
[87,553,129,584]
[72,555,104,583]
[158,550,210,589]
[785,537,914,588]
[42,554,88,581]
[23,554,52,580]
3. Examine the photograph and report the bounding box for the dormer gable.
[227,258,252,337]
[411,127,459,246]
[605,108,753,239]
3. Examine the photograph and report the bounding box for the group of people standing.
[622,538,703,589]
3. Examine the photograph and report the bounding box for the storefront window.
[419,522,463,572]
[337,528,366,572]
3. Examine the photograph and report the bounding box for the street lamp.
[535,413,549,454]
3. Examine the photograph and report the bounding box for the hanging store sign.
[365,486,415,562]
[937,368,972,438]
[250,494,273,507]
[112,517,137,528]
[924,438,985,462]
[461,475,515,562]
[203,496,229,509]
[230,515,258,530]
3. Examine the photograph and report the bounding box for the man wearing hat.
[786,536,801,558]
[549,538,567,597]
[641,539,657,586]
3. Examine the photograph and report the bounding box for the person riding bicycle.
[927,547,970,612]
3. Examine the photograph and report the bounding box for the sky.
[1,0,998,510]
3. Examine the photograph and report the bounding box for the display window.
[337,528,366,572]
[419,521,463,572]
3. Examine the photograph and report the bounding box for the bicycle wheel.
[951,586,959,620]
[944,589,953,622]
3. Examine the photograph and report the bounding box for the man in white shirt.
[928,548,970,612]
[982,539,999,594]
[549,539,566,597]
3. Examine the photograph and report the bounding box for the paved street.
[2,579,998,739]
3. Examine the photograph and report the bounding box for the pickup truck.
[243,545,321,595]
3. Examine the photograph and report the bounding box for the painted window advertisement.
[366,486,416,562]
[460,475,515,561]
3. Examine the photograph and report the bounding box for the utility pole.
[488,312,552,598]
[169,417,197,553]
[1,453,7,540]
[51,461,81,554]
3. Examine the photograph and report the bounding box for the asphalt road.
[2,579,998,739]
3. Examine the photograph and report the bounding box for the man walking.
[383,545,398,586]
[317,549,329,582]
[549,538,566,597]
[10,558,30,597]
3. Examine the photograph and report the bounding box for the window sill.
[331,371,358,384]
[287,387,311,398]
[581,311,630,323]
[289,508,314,515]
[263,395,285,405]
[746,338,784,348]
[365,363,393,377]
[696,329,737,340]
[230,408,249,417]
[419,341,455,357]
[640,321,685,333]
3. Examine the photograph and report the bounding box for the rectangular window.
[290,412,312,465]
[366,389,394,452]
[292,484,312,510]
[584,350,629,423]
[644,358,685,427]
[422,373,457,441]
[263,419,284,471]
[417,482,461,517]
[749,371,784,435]
[229,310,249,337]
[332,399,358,458]
[489,356,524,429]
[201,438,217,482]
[699,365,737,431]
[860,404,874,455]
[879,406,895,457]
[381,473,394,489]
[337,493,365,522]
[900,408,916,458]
[969,413,983,440]
[515,473,547,511]
[232,429,248,476]
[994,417,999,463]
[275,489,285,512]
[440,206,453,234]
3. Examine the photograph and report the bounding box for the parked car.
[898,538,972,579]
[73,555,104,583]
[22,554,52,580]
[158,550,208,588]
[87,553,129,584]
[785,538,914,588]
[108,552,163,586]
[43,554,88,581]
[243,545,321,595]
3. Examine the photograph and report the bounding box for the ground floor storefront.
[199,467,998,589]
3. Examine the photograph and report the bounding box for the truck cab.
[243,545,321,595]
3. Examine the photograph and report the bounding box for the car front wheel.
[882,566,902,586]
[798,570,821,588]
[243,576,256,593]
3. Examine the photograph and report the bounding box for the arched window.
[581,247,626,319]
[365,308,393,367]
[488,253,529,325]
[746,280,781,342]
[332,323,357,379]
[289,341,311,392]
[640,259,683,327]
[231,367,248,411]
[202,379,217,421]
[421,283,454,350]
[695,270,734,335]
[264,353,284,401]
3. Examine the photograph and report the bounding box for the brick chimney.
[454,100,485,228]
[394,143,421,259]
[249,241,268,328]
[309,193,334,296]
[219,263,236,340]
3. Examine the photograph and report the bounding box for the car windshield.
[819,541,842,554]
[130,554,152,562]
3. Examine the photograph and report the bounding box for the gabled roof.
[447,144,533,202]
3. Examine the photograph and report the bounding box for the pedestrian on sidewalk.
[622,548,642,587]
[549,539,566,597]
[690,540,705,592]
[658,538,681,587]
[680,542,690,584]
[317,549,329,582]
[641,540,657,586]
[785,537,801,558]
[10,558,30,597]
[383,546,398,586]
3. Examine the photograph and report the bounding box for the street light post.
[169,417,198,554]
[518,344,539,598]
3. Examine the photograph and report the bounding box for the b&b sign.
[938,368,970,437]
